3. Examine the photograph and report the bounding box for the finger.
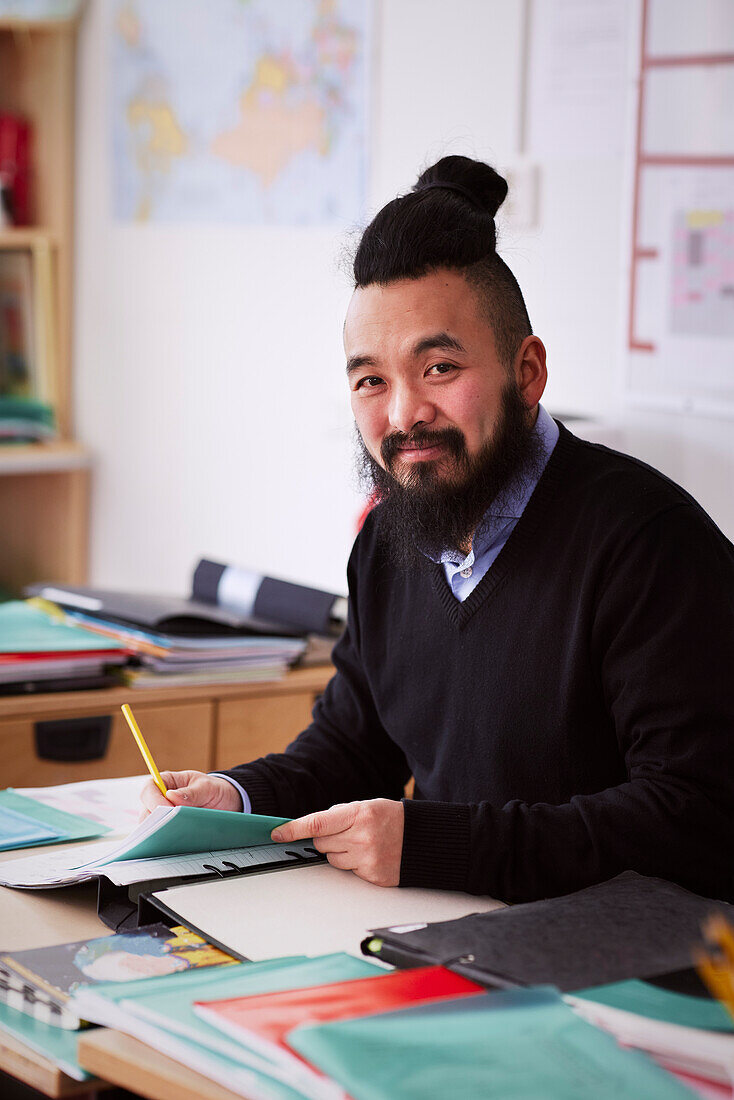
[140,778,173,812]
[158,771,197,792]
[271,803,359,843]
[325,851,358,872]
[164,776,216,807]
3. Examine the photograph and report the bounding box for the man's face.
[344,269,545,561]
[345,269,518,488]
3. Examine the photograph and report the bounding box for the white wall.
[74,0,734,602]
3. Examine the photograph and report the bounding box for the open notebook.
[0,805,315,890]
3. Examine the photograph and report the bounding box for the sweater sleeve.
[400,503,734,903]
[220,535,411,819]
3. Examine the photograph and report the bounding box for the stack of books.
[0,244,59,442]
[64,616,305,688]
[0,924,238,1083]
[24,586,309,688]
[0,600,129,695]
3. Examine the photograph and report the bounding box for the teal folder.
[0,1001,91,1082]
[0,790,110,851]
[0,600,123,653]
[287,988,694,1100]
[573,977,734,1033]
[0,806,61,849]
[104,807,291,863]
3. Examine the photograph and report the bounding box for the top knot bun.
[414,155,508,219]
[352,154,513,290]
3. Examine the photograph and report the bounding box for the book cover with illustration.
[0,923,239,1029]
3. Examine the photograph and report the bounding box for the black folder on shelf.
[192,559,345,637]
[24,583,302,638]
[362,872,734,993]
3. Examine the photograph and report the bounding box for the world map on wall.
[111,0,370,224]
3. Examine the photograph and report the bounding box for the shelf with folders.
[0,9,89,595]
[0,235,60,442]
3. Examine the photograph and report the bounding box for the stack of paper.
[0,804,296,889]
[61,611,306,688]
[0,600,129,693]
[70,952,698,1100]
[567,978,734,1089]
[0,923,238,1084]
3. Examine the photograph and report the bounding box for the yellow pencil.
[120,703,169,798]
[696,914,734,1022]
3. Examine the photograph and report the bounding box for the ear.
[513,336,547,410]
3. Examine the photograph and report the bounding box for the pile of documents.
[22,587,307,687]
[0,600,129,694]
[0,922,238,1082]
[113,630,306,689]
[69,952,703,1099]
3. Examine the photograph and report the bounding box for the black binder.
[362,872,734,992]
[96,843,326,934]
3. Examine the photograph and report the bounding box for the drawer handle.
[34,716,112,762]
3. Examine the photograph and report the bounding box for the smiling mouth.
[394,442,445,460]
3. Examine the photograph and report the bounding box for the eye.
[426,362,456,377]
[354,375,385,392]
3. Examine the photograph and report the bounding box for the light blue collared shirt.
[431,405,559,602]
[216,406,559,810]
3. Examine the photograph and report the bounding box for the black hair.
[353,155,532,369]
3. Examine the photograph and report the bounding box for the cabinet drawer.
[0,702,214,788]
[215,692,318,770]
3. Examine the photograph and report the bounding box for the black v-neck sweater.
[226,425,734,903]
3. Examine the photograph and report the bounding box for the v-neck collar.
[428,422,577,629]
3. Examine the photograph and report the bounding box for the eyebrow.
[346,332,467,376]
[411,332,467,357]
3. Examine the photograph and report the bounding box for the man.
[142,156,734,903]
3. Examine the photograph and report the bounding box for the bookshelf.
[0,10,90,595]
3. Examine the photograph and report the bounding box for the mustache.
[380,426,467,468]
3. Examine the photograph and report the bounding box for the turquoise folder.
[0,1001,91,1082]
[287,988,694,1100]
[105,807,291,863]
[0,790,110,851]
[573,977,734,1033]
[0,600,123,653]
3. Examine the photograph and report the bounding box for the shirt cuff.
[210,773,251,813]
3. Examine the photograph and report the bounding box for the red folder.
[194,965,483,1066]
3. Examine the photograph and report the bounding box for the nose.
[387,381,436,435]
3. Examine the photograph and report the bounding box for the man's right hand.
[139,771,242,818]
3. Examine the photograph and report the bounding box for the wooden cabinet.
[216,692,319,769]
[0,666,332,789]
[0,12,90,594]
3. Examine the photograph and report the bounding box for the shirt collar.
[427,404,560,566]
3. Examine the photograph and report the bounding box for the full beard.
[355,380,544,569]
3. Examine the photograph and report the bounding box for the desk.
[0,666,332,1098]
[1,839,502,1099]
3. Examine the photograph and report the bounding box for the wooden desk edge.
[78,1028,241,1100]
[0,663,334,719]
[0,1028,102,1098]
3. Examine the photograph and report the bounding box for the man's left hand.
[271,799,404,888]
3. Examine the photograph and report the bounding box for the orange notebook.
[193,965,484,1067]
